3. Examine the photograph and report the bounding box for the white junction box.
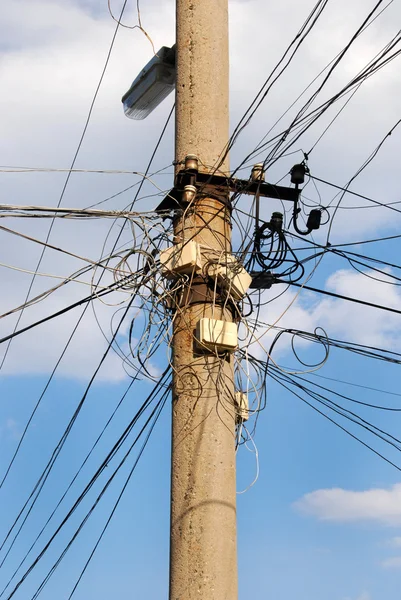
[160,241,202,277]
[208,255,252,300]
[235,391,249,423]
[197,318,238,352]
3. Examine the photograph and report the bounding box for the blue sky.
[1,1,401,599]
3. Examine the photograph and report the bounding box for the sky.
[0,0,401,599]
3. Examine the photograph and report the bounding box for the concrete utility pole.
[170,1,238,599]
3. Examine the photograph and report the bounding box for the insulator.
[182,184,197,204]
[290,163,306,185]
[269,211,283,232]
[251,163,265,182]
[184,154,199,172]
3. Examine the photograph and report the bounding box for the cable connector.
[290,163,307,185]
[268,211,283,233]
[235,392,249,423]
[196,318,238,353]
[207,255,252,300]
[306,209,322,231]
[160,241,202,277]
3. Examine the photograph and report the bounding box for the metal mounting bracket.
[155,169,299,214]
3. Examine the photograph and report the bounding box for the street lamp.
[122,45,176,120]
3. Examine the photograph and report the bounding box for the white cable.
[237,425,260,494]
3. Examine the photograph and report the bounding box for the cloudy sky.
[0,0,401,599]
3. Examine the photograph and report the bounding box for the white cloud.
[381,538,401,571]
[388,537,401,548]
[230,0,401,241]
[0,250,159,381]
[248,267,401,364]
[312,268,401,350]
[294,483,401,526]
[3,255,400,381]
[381,556,401,570]
[1,0,401,381]
[0,287,128,382]
[0,418,22,441]
[343,592,371,600]
[0,0,176,382]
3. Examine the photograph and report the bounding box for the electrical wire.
[0,0,131,372]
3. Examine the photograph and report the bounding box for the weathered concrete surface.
[170,2,237,599]
[175,0,230,174]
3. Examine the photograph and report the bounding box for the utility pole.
[170,1,238,599]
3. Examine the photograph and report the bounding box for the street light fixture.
[122,45,176,120]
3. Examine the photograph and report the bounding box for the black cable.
[310,174,401,214]
[292,242,401,288]
[226,0,331,155]
[0,288,142,557]
[232,0,395,173]
[66,389,169,599]
[0,376,136,590]
[271,369,401,449]
[0,268,155,346]
[333,233,401,248]
[270,373,401,472]
[239,31,401,170]
[324,117,401,245]
[0,0,131,372]
[1,370,170,595]
[268,326,401,364]
[5,376,171,600]
[0,313,89,490]
[310,371,401,399]
[285,228,401,257]
[291,371,401,412]
[283,279,401,316]
[0,107,174,490]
